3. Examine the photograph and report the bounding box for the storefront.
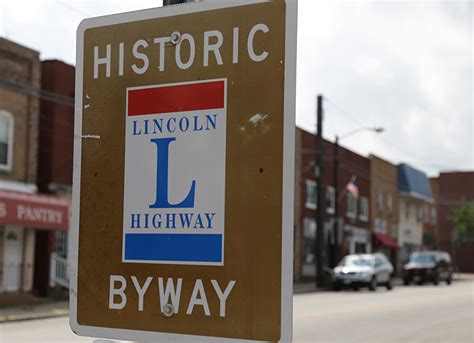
[0,190,68,294]
[345,225,372,255]
[373,232,399,270]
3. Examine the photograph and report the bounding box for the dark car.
[403,251,453,286]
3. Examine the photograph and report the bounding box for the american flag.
[346,178,359,198]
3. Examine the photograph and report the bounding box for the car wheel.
[333,283,341,291]
[386,276,394,290]
[369,276,377,291]
[403,278,410,286]
[446,276,452,285]
[353,286,359,291]
[433,275,439,286]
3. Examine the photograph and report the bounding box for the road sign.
[70,1,297,342]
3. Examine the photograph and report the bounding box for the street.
[1,281,472,342]
[294,281,474,342]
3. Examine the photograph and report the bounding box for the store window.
[355,242,366,254]
[305,179,317,209]
[0,110,14,170]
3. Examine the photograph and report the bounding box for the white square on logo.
[122,79,227,266]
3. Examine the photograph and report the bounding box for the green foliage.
[452,201,474,244]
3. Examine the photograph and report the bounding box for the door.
[3,225,24,292]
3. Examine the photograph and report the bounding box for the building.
[422,178,439,250]
[0,38,68,300]
[332,139,371,259]
[36,60,75,295]
[369,155,399,268]
[435,171,474,272]
[397,163,433,269]
[294,127,372,280]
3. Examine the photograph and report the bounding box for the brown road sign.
[70,1,297,342]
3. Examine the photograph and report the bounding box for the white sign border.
[70,1,297,342]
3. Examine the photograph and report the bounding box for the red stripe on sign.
[128,80,225,116]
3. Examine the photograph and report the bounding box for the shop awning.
[373,233,399,249]
[0,190,69,230]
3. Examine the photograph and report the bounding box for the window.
[305,180,317,209]
[326,186,335,214]
[359,197,369,221]
[391,224,398,239]
[303,218,316,265]
[405,201,410,219]
[53,230,68,257]
[431,207,437,225]
[424,205,429,223]
[347,193,357,218]
[416,204,422,223]
[0,110,13,170]
[377,192,384,212]
[387,195,393,218]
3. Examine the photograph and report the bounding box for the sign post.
[71,1,297,342]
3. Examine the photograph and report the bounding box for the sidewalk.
[0,300,69,323]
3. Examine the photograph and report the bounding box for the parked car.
[403,251,453,286]
[332,253,394,291]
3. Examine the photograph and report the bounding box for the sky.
[0,0,472,176]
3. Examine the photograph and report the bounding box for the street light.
[331,126,384,267]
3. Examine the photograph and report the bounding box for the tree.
[452,201,474,244]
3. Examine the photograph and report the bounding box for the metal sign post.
[70,1,297,342]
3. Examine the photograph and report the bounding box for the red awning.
[373,233,399,249]
[0,190,69,230]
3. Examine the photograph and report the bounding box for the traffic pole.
[332,135,339,267]
[315,95,327,288]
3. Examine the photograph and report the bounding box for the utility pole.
[332,136,340,268]
[315,95,327,288]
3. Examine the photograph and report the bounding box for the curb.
[0,309,69,323]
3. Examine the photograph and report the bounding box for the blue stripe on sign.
[124,233,222,263]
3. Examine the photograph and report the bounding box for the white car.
[332,253,394,291]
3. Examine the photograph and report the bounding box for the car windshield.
[410,254,435,264]
[340,257,372,267]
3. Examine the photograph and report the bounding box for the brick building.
[369,155,399,268]
[0,38,68,299]
[422,178,439,250]
[35,60,75,295]
[294,127,372,281]
[435,171,474,272]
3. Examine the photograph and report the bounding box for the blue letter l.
[149,137,196,209]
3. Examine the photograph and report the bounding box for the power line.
[323,96,468,171]
[0,77,74,107]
